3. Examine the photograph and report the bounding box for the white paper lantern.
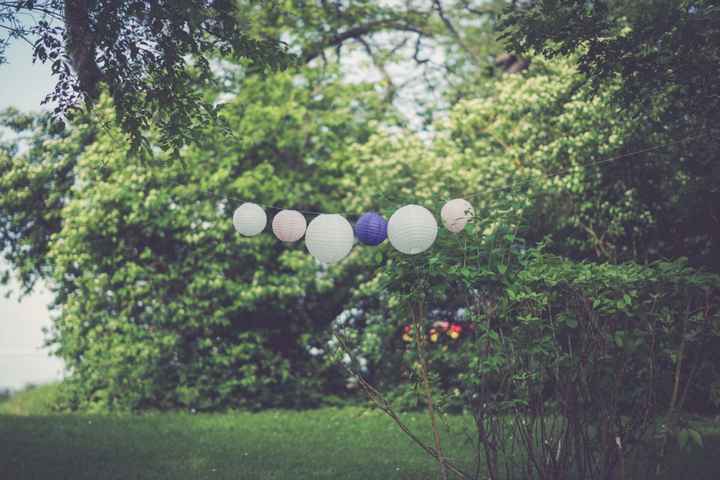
[387,205,438,254]
[441,198,475,233]
[305,214,354,264]
[232,202,267,236]
[272,209,307,242]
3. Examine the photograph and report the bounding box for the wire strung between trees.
[226,132,711,219]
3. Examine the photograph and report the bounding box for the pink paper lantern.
[441,199,474,233]
[272,209,307,242]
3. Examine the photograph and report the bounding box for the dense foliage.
[1,1,509,151]
[1,5,718,452]
[328,52,720,478]
[2,66,391,411]
[349,233,720,479]
[343,56,706,265]
[499,0,720,268]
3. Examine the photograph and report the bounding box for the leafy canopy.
[6,65,389,411]
[1,0,294,152]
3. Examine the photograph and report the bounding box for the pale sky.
[0,39,64,390]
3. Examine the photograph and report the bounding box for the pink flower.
[433,320,450,332]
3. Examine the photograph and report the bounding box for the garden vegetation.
[0,1,718,479]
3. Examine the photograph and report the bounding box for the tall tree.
[234,0,510,124]
[1,1,294,151]
[2,1,510,144]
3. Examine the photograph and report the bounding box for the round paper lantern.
[233,202,266,236]
[355,212,387,246]
[387,205,438,254]
[272,209,307,242]
[441,198,475,233]
[305,214,354,264]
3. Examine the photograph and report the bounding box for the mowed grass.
[0,386,475,480]
[1,385,719,479]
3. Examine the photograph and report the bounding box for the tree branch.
[354,36,397,103]
[302,19,431,64]
[432,0,478,63]
[332,331,470,480]
[0,23,34,46]
[0,1,65,21]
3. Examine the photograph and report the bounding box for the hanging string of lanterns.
[232,198,475,265]
[230,133,709,264]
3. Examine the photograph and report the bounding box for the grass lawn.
[1,385,719,479]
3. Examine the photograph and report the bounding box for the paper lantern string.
[231,132,710,261]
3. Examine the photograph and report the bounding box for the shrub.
[339,213,720,478]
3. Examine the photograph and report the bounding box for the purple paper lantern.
[355,212,388,246]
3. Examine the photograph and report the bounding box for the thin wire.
[227,132,712,218]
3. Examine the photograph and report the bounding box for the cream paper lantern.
[441,198,475,233]
[233,202,267,236]
[387,205,438,254]
[272,209,307,242]
[305,214,354,264]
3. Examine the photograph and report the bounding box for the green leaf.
[678,429,690,450]
[689,429,704,449]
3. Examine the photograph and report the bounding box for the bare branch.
[0,23,33,46]
[459,0,500,17]
[432,0,478,63]
[354,36,397,103]
[302,19,432,64]
[0,1,65,20]
[332,331,471,480]
[412,33,429,64]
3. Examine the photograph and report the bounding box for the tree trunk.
[64,0,103,102]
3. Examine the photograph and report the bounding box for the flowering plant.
[401,321,469,344]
